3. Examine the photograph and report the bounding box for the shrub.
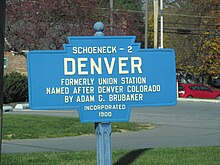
[3,72,28,103]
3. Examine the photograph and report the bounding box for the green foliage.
[2,147,220,165]
[165,0,219,79]
[114,0,144,11]
[3,114,152,140]
[3,72,28,103]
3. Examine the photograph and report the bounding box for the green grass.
[3,114,152,140]
[2,146,220,165]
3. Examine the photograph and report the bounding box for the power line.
[163,27,220,34]
[163,30,220,36]
[69,5,220,20]
[163,21,220,27]
[6,3,219,20]
[163,12,219,19]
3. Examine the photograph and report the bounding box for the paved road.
[2,100,220,153]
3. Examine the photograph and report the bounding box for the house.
[4,51,27,75]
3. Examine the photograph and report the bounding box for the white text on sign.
[64,57,142,75]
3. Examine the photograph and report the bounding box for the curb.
[177,98,220,103]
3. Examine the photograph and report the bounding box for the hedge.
[3,72,28,103]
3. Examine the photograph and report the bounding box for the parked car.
[178,84,220,99]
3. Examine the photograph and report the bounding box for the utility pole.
[154,0,159,48]
[145,0,148,48]
[110,0,114,35]
[160,0,164,48]
[0,0,6,158]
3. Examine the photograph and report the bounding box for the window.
[200,86,211,91]
[189,86,199,90]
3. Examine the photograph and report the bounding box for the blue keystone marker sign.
[28,36,176,123]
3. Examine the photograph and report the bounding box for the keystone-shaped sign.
[28,36,176,122]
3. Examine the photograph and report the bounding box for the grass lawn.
[2,146,220,165]
[2,114,152,140]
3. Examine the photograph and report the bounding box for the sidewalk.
[177,98,220,103]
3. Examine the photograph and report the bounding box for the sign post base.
[95,122,112,165]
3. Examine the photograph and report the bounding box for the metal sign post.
[94,22,112,165]
[95,122,112,165]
